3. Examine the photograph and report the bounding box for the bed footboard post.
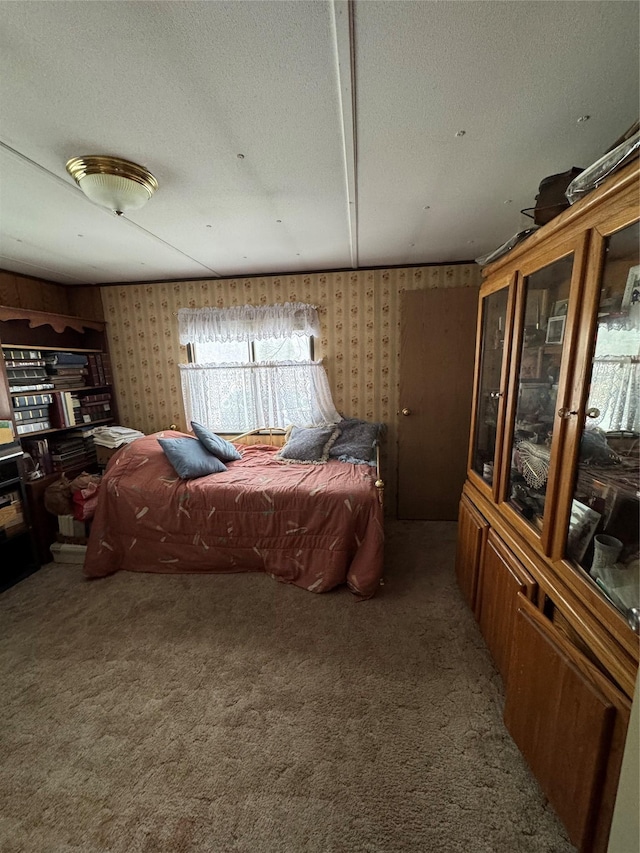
[375,443,384,506]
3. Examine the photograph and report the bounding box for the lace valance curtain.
[180,360,340,432]
[178,302,320,345]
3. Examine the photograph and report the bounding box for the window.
[193,334,312,365]
[178,303,339,432]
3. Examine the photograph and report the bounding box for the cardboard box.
[50,542,87,564]
[0,420,15,446]
[58,514,88,538]
[95,445,121,466]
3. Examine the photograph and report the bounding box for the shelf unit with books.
[0,306,118,565]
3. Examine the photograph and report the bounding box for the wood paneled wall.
[0,270,104,320]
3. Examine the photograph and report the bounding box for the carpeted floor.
[0,520,575,853]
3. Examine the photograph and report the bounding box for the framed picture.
[545,315,566,345]
[567,499,601,564]
[553,298,569,316]
[621,264,640,310]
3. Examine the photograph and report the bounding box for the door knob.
[401,408,411,416]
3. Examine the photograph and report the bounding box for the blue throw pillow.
[191,421,242,462]
[329,418,382,464]
[276,425,339,463]
[158,437,228,479]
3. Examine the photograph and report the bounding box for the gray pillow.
[158,437,228,479]
[191,421,242,461]
[276,425,340,464]
[329,418,382,464]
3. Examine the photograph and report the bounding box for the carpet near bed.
[0,521,575,853]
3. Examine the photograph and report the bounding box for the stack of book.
[44,352,88,390]
[49,431,97,472]
[3,348,54,434]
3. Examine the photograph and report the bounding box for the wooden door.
[398,286,478,519]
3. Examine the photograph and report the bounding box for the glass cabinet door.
[470,281,511,489]
[505,252,575,535]
[565,220,639,629]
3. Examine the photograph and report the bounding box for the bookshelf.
[0,307,118,565]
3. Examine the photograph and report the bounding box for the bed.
[83,425,385,598]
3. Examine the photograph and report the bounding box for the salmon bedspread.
[84,432,384,597]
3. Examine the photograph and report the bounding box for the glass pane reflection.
[507,254,574,533]
[566,221,639,627]
[472,287,509,484]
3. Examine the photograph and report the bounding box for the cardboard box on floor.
[95,444,121,467]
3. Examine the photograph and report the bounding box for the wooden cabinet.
[0,306,117,565]
[505,595,630,853]
[0,443,38,589]
[457,159,639,852]
[455,495,488,614]
[477,530,536,685]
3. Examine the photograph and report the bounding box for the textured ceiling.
[0,0,638,285]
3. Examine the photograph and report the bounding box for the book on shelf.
[4,359,46,368]
[13,406,51,423]
[43,352,89,367]
[47,364,87,376]
[49,394,69,429]
[48,379,86,392]
[79,392,110,403]
[2,347,42,361]
[7,367,48,383]
[49,433,96,472]
[12,393,54,408]
[9,383,55,393]
[16,418,51,435]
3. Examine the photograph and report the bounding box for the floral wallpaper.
[100,264,480,509]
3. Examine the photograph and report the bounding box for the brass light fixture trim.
[65,155,158,215]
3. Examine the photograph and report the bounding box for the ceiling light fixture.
[65,155,158,216]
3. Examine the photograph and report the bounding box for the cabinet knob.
[586,407,601,419]
[557,407,578,419]
[490,391,504,399]
[401,408,411,417]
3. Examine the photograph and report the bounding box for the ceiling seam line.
[331,0,359,270]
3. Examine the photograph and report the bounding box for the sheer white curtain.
[178,302,320,344]
[178,303,340,431]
